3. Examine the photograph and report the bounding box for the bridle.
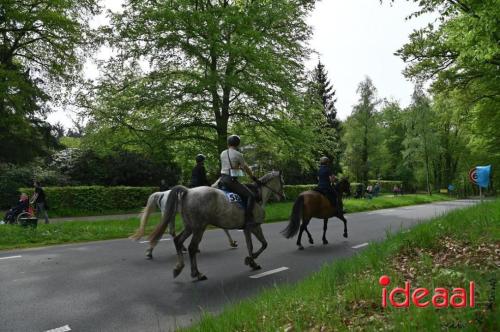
[257,172,285,200]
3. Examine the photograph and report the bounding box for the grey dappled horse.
[147,171,284,281]
[129,190,238,259]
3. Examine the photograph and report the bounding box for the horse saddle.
[313,187,337,208]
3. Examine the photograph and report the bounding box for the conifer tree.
[311,60,343,174]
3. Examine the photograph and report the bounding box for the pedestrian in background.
[31,180,49,224]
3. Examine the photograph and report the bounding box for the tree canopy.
[0,0,100,163]
[92,0,318,164]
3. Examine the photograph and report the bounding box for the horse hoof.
[197,274,207,281]
[182,246,187,252]
[343,232,348,238]
[146,254,153,260]
[309,239,314,245]
[230,240,238,248]
[323,240,328,245]
[252,264,261,271]
[298,246,304,250]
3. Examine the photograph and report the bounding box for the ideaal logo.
[379,275,475,308]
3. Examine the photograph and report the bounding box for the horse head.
[259,171,285,202]
[337,177,351,196]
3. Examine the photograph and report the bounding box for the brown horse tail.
[148,186,188,245]
[281,195,304,238]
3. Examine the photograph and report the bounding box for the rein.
[257,175,285,199]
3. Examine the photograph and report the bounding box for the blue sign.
[475,165,491,188]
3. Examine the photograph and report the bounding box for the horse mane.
[259,171,279,183]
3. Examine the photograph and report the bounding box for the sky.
[47,0,435,127]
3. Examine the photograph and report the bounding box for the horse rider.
[316,156,339,211]
[190,154,209,188]
[219,135,261,229]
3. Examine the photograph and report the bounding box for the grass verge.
[182,200,499,332]
[0,194,452,251]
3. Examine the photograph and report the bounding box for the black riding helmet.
[320,156,330,165]
[227,135,240,147]
[195,154,206,163]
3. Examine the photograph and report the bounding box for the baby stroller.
[2,194,35,225]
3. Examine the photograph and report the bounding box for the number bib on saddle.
[222,190,245,209]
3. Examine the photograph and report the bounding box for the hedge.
[284,183,359,200]
[17,181,403,214]
[283,185,316,201]
[19,186,158,213]
[283,181,404,201]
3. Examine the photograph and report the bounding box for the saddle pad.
[221,190,246,209]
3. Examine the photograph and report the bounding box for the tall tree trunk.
[424,142,432,195]
[362,121,368,183]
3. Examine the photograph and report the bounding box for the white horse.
[130,189,237,259]
[144,171,284,281]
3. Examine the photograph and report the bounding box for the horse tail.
[148,186,188,245]
[281,195,304,238]
[129,191,163,241]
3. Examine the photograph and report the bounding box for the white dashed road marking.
[0,255,22,260]
[249,267,289,279]
[45,324,71,332]
[139,238,170,244]
[351,243,369,249]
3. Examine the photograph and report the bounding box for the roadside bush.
[0,164,33,208]
[19,186,158,213]
[50,148,181,187]
[283,185,316,200]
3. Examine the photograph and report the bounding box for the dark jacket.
[190,164,209,187]
[317,165,333,190]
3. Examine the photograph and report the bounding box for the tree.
[392,0,500,188]
[93,0,316,162]
[0,0,100,163]
[343,77,381,183]
[379,100,414,185]
[403,86,437,195]
[309,60,343,173]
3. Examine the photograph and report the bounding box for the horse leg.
[340,215,348,238]
[224,229,238,248]
[173,228,192,278]
[322,218,329,245]
[188,229,207,281]
[296,220,307,250]
[243,229,261,270]
[304,219,314,245]
[250,225,267,260]
[145,245,154,260]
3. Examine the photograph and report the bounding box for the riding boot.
[244,196,257,229]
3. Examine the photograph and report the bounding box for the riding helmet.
[195,154,206,163]
[227,135,241,147]
[320,156,330,165]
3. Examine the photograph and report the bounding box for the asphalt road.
[0,200,478,332]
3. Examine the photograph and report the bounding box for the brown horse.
[282,178,350,250]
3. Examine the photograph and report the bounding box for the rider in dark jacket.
[317,156,337,208]
[190,154,209,187]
